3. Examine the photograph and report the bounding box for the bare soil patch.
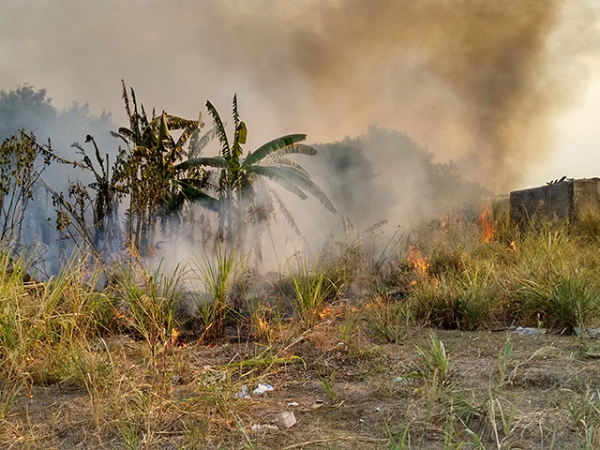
[3,308,600,449]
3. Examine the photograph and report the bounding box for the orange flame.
[256,317,268,332]
[254,316,271,341]
[479,207,494,243]
[318,305,333,320]
[407,245,429,278]
[170,328,180,346]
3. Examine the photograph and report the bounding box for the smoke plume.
[222,0,598,191]
[1,1,599,190]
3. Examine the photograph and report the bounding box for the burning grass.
[3,208,600,448]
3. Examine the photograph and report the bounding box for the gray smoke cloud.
[1,1,599,192]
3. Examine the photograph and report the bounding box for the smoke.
[2,0,600,276]
[223,0,599,192]
[1,1,599,194]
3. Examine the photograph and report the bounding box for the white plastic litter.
[575,327,600,338]
[277,411,296,429]
[235,385,250,399]
[514,326,546,335]
[251,424,278,432]
[253,383,274,396]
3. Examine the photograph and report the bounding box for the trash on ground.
[514,326,546,335]
[253,383,274,396]
[277,411,296,429]
[574,327,600,338]
[288,402,299,407]
[251,424,278,432]
[200,365,227,384]
[235,385,250,399]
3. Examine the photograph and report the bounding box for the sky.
[1,0,600,194]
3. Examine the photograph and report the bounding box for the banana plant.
[114,82,203,254]
[174,95,337,249]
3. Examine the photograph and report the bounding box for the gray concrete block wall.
[510,178,600,225]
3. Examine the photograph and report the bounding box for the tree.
[175,95,337,252]
[0,84,114,156]
[114,81,201,255]
[0,132,52,249]
[0,85,56,143]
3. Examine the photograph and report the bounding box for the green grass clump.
[516,271,600,333]
[192,246,245,340]
[0,250,113,388]
[410,264,498,331]
[290,257,336,329]
[366,296,412,343]
[110,260,184,361]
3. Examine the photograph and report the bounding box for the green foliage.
[366,297,412,344]
[291,256,336,329]
[111,260,184,361]
[71,135,124,251]
[115,82,203,255]
[193,246,244,340]
[414,331,450,382]
[0,249,113,384]
[178,95,336,250]
[516,271,600,333]
[318,371,338,404]
[566,389,600,448]
[410,264,498,331]
[386,421,411,450]
[0,132,52,248]
[497,332,514,386]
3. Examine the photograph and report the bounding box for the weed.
[497,332,514,386]
[118,418,142,450]
[517,271,600,333]
[565,388,600,449]
[234,414,258,450]
[290,256,336,329]
[112,260,184,364]
[366,297,411,344]
[385,420,411,449]
[318,371,338,404]
[193,245,245,340]
[0,381,20,421]
[414,331,450,382]
[338,303,364,350]
[567,389,600,432]
[411,263,497,331]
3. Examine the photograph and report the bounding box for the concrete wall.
[510,178,600,225]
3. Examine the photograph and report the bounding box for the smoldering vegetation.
[3,2,600,445]
[310,127,490,232]
[0,83,492,281]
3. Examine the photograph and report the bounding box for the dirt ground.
[3,318,600,449]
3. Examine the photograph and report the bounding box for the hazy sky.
[2,0,600,193]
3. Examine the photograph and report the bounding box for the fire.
[439,212,450,231]
[170,328,180,346]
[479,207,494,243]
[318,305,333,320]
[407,245,429,278]
[256,317,268,334]
[253,316,272,342]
